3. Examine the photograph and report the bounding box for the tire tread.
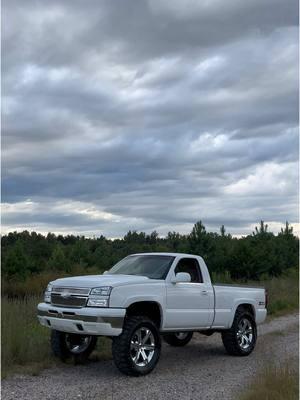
[112,316,160,376]
[221,307,257,357]
[50,330,97,362]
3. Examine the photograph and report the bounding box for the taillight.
[265,290,268,308]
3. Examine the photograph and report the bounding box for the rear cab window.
[175,258,203,283]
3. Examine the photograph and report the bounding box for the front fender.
[109,283,166,320]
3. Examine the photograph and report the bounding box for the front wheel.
[221,308,257,356]
[163,332,193,347]
[50,330,97,362]
[112,316,161,376]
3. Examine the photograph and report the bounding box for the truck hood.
[51,274,150,289]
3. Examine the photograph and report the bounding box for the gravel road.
[2,314,298,400]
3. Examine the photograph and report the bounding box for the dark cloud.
[2,0,298,236]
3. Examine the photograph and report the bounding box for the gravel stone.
[2,313,298,400]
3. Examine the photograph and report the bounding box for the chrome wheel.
[130,327,156,367]
[175,332,189,340]
[236,318,253,350]
[65,334,93,354]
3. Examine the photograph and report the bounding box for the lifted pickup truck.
[37,253,267,376]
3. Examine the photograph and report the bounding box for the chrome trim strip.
[52,287,91,295]
[37,310,124,328]
[102,317,124,329]
[38,309,97,322]
[50,293,87,308]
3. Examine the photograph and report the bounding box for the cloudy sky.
[2,0,299,237]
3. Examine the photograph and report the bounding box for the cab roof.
[130,252,202,258]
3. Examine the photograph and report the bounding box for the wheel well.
[126,301,162,328]
[237,303,255,317]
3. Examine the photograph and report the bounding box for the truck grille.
[51,287,90,308]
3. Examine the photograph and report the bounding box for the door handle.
[201,290,208,295]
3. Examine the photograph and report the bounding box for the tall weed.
[240,362,299,400]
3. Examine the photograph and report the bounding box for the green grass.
[240,362,299,400]
[264,269,299,317]
[1,296,53,378]
[1,296,112,378]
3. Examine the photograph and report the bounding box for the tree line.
[1,220,298,282]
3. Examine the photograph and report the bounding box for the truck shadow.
[75,338,228,378]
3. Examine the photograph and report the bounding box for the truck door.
[164,257,214,329]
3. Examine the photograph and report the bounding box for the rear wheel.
[221,308,257,356]
[163,332,193,347]
[112,316,161,376]
[50,330,97,362]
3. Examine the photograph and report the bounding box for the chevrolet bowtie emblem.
[61,292,71,299]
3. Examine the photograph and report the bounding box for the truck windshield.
[108,255,175,280]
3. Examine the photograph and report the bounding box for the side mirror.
[103,271,109,275]
[171,272,191,284]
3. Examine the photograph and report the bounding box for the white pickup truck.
[37,252,267,376]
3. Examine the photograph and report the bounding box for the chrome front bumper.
[37,302,125,336]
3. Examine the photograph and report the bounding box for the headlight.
[90,287,112,296]
[44,284,52,303]
[46,284,52,292]
[87,298,109,307]
[87,286,112,307]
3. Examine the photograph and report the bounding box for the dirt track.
[2,314,298,400]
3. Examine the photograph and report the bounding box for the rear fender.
[228,300,256,328]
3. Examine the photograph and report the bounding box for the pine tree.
[3,241,29,279]
[280,221,293,235]
[220,225,226,237]
[48,245,70,271]
[253,220,269,236]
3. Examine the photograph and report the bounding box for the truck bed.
[212,284,266,328]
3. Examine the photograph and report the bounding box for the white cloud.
[225,162,297,196]
[2,0,298,237]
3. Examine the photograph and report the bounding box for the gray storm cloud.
[2,0,299,237]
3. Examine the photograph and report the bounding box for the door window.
[175,258,203,283]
